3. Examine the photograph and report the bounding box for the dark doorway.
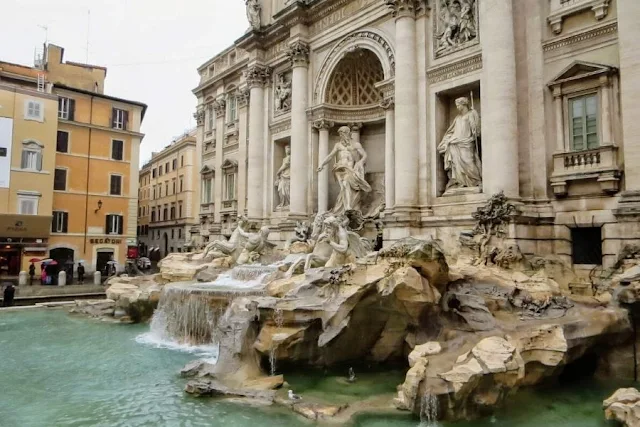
[571,227,602,265]
[0,248,21,276]
[50,248,74,265]
[163,233,169,258]
[96,251,114,276]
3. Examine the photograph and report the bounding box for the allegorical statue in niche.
[274,144,291,210]
[274,74,292,111]
[317,126,371,214]
[436,0,477,56]
[437,96,482,192]
[245,0,261,31]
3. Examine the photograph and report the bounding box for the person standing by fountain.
[28,262,35,286]
[77,262,85,285]
[3,282,15,307]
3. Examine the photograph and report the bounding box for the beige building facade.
[193,0,640,271]
[138,130,199,258]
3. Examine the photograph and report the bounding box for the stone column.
[245,65,271,220]
[213,97,226,223]
[287,41,310,217]
[381,98,395,210]
[480,0,519,197]
[600,75,613,146]
[349,122,363,143]
[193,106,205,226]
[552,88,565,152]
[314,120,333,213]
[237,88,250,215]
[388,0,422,213]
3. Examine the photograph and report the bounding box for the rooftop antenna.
[38,24,48,44]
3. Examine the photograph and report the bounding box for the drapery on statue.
[317,126,371,214]
[201,216,249,260]
[321,215,372,268]
[437,96,482,192]
[245,0,261,31]
[274,145,291,210]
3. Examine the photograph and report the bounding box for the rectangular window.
[207,105,214,131]
[106,214,124,235]
[171,229,175,239]
[111,140,124,161]
[56,131,69,153]
[202,178,212,203]
[158,165,163,176]
[25,100,43,121]
[181,156,184,167]
[178,202,183,218]
[18,196,38,215]
[54,168,67,191]
[165,162,170,173]
[111,108,129,130]
[179,176,184,192]
[151,209,156,222]
[163,205,168,221]
[172,179,176,195]
[172,159,177,170]
[21,148,42,171]
[51,211,69,233]
[570,94,599,151]
[58,97,75,120]
[225,173,236,200]
[152,168,157,178]
[227,96,237,122]
[178,229,182,239]
[571,227,602,265]
[170,205,176,220]
[110,175,122,195]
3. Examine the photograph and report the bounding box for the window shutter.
[68,99,75,121]
[111,108,117,128]
[117,215,124,235]
[62,212,68,233]
[36,152,42,171]
[21,150,28,168]
[123,111,129,130]
[105,215,111,233]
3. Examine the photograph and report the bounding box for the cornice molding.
[426,53,482,83]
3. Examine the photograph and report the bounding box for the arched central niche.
[325,49,384,106]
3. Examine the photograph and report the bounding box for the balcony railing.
[550,145,621,197]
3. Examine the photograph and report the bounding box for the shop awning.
[0,214,52,238]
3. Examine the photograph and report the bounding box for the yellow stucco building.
[0,44,146,275]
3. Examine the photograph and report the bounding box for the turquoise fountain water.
[0,309,629,426]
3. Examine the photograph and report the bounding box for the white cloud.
[0,0,247,165]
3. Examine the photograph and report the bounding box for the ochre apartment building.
[137,130,199,259]
[0,44,146,275]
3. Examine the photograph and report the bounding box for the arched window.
[21,140,43,171]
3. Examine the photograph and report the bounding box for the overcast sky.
[1,0,247,165]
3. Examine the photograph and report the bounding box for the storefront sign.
[89,238,122,245]
[0,117,13,188]
[0,214,52,238]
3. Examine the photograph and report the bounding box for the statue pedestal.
[442,186,482,197]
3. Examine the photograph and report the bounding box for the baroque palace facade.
[193,0,640,271]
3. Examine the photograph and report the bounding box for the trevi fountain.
[6,136,640,425]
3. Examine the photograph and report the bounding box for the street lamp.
[95,200,103,213]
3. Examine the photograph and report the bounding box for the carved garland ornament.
[237,88,250,108]
[287,41,310,67]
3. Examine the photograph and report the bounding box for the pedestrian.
[77,262,85,284]
[3,282,15,307]
[28,263,36,286]
[41,265,47,286]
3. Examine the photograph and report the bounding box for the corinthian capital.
[245,65,272,88]
[212,97,226,118]
[313,119,334,131]
[384,0,426,18]
[193,109,205,126]
[286,41,310,68]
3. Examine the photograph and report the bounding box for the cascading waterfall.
[269,308,285,376]
[419,393,439,426]
[231,265,279,282]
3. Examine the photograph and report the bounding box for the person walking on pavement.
[28,263,36,286]
[77,262,85,284]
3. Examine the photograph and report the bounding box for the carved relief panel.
[434,0,479,59]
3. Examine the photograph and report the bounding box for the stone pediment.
[548,61,616,87]
[221,159,238,171]
[200,165,214,175]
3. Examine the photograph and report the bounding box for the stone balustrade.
[550,145,621,196]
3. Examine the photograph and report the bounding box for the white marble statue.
[317,126,371,215]
[236,226,273,265]
[437,96,482,191]
[201,216,249,260]
[245,0,261,31]
[436,0,477,55]
[274,145,291,210]
[274,74,292,111]
[321,215,371,268]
